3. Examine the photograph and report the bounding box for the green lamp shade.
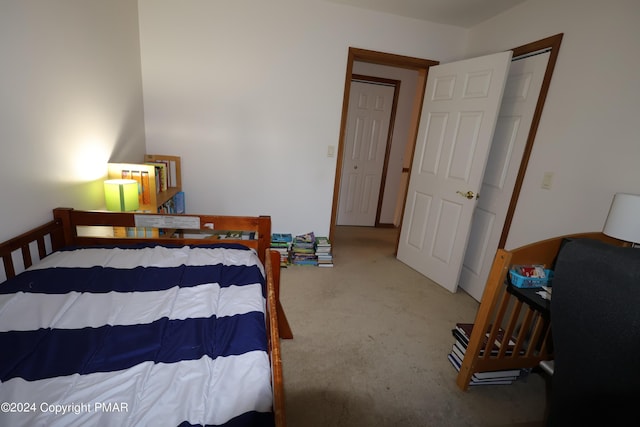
[104,179,139,212]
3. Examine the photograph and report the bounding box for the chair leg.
[538,360,554,425]
[543,371,552,426]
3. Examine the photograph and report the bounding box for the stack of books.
[315,236,333,267]
[173,191,186,214]
[290,232,318,266]
[271,233,293,267]
[448,322,522,386]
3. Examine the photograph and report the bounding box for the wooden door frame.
[497,33,563,248]
[329,48,438,242]
[329,34,563,249]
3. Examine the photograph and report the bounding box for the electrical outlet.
[541,172,554,190]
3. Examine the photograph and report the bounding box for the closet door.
[337,80,395,226]
[459,51,551,301]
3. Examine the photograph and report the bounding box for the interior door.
[396,51,512,293]
[459,51,551,301]
[337,80,395,226]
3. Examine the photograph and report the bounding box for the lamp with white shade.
[603,193,640,245]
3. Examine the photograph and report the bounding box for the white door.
[397,52,512,293]
[337,80,394,226]
[459,52,551,301]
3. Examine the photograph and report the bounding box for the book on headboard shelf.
[107,154,183,214]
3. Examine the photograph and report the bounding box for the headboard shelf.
[53,208,272,263]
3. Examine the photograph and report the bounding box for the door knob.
[456,190,478,200]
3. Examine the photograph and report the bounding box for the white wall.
[467,0,640,249]
[0,0,146,242]
[9,0,628,248]
[138,0,467,236]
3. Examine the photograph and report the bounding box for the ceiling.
[325,0,528,28]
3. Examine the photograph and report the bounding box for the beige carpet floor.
[279,226,547,427]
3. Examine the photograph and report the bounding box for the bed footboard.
[266,250,288,427]
[456,232,626,391]
[0,219,65,281]
[456,248,552,390]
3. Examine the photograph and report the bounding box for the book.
[210,230,255,240]
[315,236,331,248]
[147,162,168,191]
[472,369,521,380]
[290,232,317,265]
[168,160,178,187]
[158,197,175,214]
[293,232,315,249]
[451,341,466,362]
[270,233,292,267]
[130,170,143,204]
[173,191,185,214]
[292,259,318,266]
[452,323,518,356]
[450,343,521,379]
[292,247,314,254]
[141,171,151,204]
[180,230,216,239]
[147,164,162,193]
[314,236,333,266]
[272,233,293,244]
[222,231,243,239]
[447,353,517,385]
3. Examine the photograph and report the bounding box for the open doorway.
[330,48,438,240]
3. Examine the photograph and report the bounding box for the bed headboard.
[53,208,272,263]
[1,208,273,282]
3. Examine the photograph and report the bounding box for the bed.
[455,232,625,391]
[0,208,292,427]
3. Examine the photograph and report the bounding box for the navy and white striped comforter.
[0,244,274,427]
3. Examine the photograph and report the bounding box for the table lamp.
[104,179,139,212]
[602,193,640,245]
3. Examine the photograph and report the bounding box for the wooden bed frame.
[0,207,292,427]
[456,232,626,391]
